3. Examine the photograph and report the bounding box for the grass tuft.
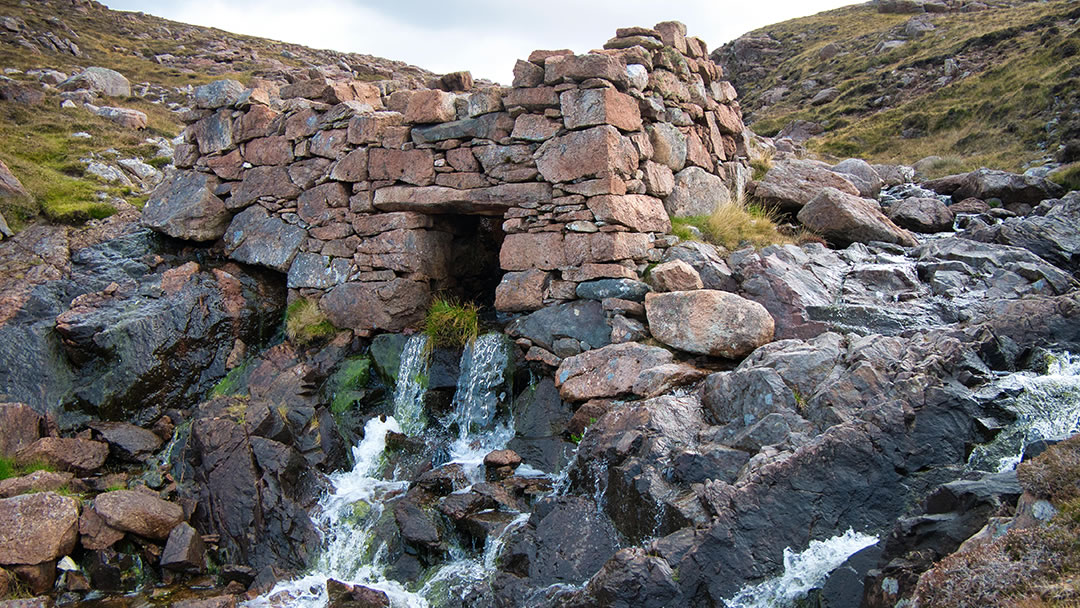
[671,199,796,251]
[285,298,337,347]
[0,456,55,481]
[424,297,479,349]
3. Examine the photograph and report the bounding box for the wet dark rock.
[499,496,619,588]
[566,547,680,608]
[571,395,707,543]
[0,229,284,428]
[88,421,163,461]
[369,333,410,383]
[964,192,1080,276]
[438,492,497,521]
[184,402,322,576]
[817,542,883,608]
[702,367,798,426]
[506,300,611,352]
[671,445,750,485]
[863,470,1022,606]
[415,464,467,496]
[161,522,207,573]
[393,497,443,552]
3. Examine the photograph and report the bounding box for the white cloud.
[102,0,858,83]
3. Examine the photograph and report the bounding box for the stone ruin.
[143,21,749,334]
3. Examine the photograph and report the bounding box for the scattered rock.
[161,522,206,573]
[59,67,130,97]
[756,159,860,211]
[16,438,108,475]
[555,342,674,401]
[0,492,79,565]
[93,490,184,540]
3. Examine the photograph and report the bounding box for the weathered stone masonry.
[143,21,748,333]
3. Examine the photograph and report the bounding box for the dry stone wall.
[144,21,748,334]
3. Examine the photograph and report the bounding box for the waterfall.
[968,352,1080,472]
[392,334,431,436]
[724,529,880,608]
[246,332,526,608]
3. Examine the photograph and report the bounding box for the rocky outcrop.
[964,192,1080,275]
[0,229,285,425]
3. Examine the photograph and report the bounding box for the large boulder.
[798,187,919,248]
[0,492,79,565]
[59,67,130,97]
[142,171,231,242]
[952,168,1065,205]
[93,490,184,540]
[887,197,955,233]
[555,342,674,401]
[831,158,884,199]
[756,159,860,211]
[645,290,774,358]
[664,167,729,217]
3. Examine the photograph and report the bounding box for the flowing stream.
[968,352,1080,472]
[247,333,528,608]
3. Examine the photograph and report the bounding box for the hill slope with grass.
[714,0,1080,175]
[0,0,433,228]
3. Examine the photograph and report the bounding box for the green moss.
[210,359,256,398]
[424,297,479,349]
[285,298,337,346]
[329,356,372,414]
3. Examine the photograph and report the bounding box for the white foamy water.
[968,352,1080,472]
[246,333,531,608]
[724,529,879,608]
[393,335,431,435]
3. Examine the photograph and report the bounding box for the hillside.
[714,0,1080,175]
[0,0,433,227]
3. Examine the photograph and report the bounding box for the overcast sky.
[102,0,858,84]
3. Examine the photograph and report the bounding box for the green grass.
[671,199,797,251]
[0,92,181,227]
[1049,163,1080,193]
[285,298,337,346]
[0,456,56,481]
[424,297,479,349]
[727,0,1080,172]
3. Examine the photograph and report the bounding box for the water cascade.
[247,333,525,608]
[968,352,1080,472]
[724,529,880,608]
